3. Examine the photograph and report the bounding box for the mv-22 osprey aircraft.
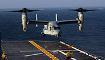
[8,8,94,37]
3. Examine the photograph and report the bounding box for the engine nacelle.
[22,12,27,32]
[78,12,84,31]
[79,23,83,31]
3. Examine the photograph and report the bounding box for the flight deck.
[1,40,103,60]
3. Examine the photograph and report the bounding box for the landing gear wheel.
[56,34,61,38]
[41,32,45,36]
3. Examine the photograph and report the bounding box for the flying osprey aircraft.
[7,8,94,37]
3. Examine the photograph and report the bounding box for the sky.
[0,0,105,8]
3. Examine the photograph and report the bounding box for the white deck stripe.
[60,41,99,60]
[71,58,77,60]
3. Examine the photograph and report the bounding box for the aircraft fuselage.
[42,21,60,37]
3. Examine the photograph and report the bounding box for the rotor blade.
[7,10,23,12]
[5,8,40,12]
[27,10,40,12]
[70,8,95,12]
[85,10,95,11]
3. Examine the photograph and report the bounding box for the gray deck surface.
[1,40,98,60]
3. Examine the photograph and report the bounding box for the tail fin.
[36,14,38,27]
[56,14,58,21]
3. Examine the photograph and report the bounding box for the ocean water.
[0,8,105,58]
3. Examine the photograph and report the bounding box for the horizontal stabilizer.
[58,20,78,24]
[27,20,48,24]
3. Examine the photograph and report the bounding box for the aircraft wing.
[58,20,78,25]
[27,20,48,24]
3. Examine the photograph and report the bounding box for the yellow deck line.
[29,40,59,60]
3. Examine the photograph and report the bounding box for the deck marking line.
[60,41,98,59]
[29,40,59,60]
